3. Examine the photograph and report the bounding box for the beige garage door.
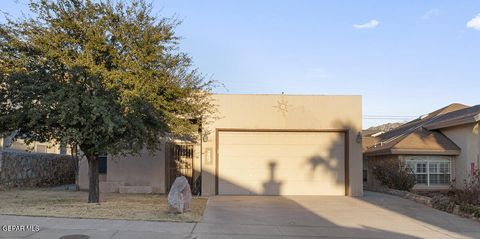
[218,131,345,195]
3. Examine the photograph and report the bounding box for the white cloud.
[353,19,379,29]
[422,9,440,20]
[467,14,480,31]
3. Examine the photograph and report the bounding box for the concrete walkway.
[1,191,480,239]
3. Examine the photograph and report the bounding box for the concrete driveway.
[197,191,480,239]
[1,191,480,239]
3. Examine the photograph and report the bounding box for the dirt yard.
[0,188,207,222]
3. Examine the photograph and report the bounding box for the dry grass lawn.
[0,188,208,222]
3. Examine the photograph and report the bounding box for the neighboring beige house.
[79,94,363,196]
[0,136,67,155]
[364,103,480,191]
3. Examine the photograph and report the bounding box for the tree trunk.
[87,155,100,203]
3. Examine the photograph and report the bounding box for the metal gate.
[165,143,194,192]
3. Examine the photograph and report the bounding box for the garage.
[217,130,347,195]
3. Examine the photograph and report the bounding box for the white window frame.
[35,143,48,153]
[405,156,451,186]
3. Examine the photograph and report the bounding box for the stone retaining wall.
[0,150,75,188]
[372,187,433,206]
[368,188,480,221]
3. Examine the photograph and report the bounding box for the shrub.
[459,203,480,218]
[451,170,480,206]
[372,160,416,191]
[431,195,455,213]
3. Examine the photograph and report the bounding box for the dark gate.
[165,143,194,192]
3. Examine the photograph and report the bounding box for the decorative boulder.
[167,176,192,213]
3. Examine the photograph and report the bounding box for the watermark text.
[1,225,40,232]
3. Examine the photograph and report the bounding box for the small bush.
[431,195,455,213]
[372,160,416,191]
[459,203,480,218]
[451,170,480,206]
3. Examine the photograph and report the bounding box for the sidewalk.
[0,215,195,239]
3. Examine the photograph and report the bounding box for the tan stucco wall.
[107,148,166,193]
[201,94,363,196]
[78,156,104,190]
[441,123,480,188]
[78,157,86,190]
[78,147,167,193]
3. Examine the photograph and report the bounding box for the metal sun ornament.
[274,97,290,115]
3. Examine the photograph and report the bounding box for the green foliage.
[459,203,480,218]
[372,160,416,191]
[0,0,214,157]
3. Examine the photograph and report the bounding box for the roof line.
[367,112,446,150]
[424,108,480,130]
[364,148,461,157]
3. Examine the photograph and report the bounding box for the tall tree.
[0,0,213,203]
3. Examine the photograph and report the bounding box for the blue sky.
[2,1,480,128]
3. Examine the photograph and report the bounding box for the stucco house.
[0,137,67,155]
[78,94,363,196]
[364,103,480,191]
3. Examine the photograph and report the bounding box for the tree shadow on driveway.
[198,194,428,238]
[199,168,428,238]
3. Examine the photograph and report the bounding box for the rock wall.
[0,150,75,188]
